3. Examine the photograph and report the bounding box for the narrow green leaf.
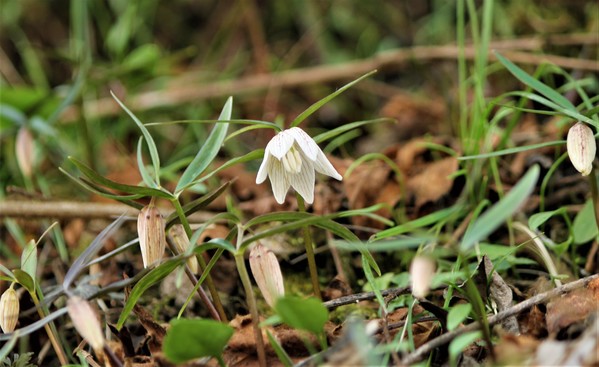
[373,207,460,240]
[68,157,173,198]
[334,237,432,252]
[573,199,598,244]
[163,318,234,363]
[111,91,161,183]
[266,329,294,367]
[291,70,377,127]
[116,257,185,329]
[137,137,158,188]
[166,182,230,228]
[194,149,264,184]
[495,52,577,112]
[447,303,472,331]
[20,240,37,286]
[13,269,35,293]
[175,97,232,194]
[461,165,540,250]
[313,118,393,144]
[275,296,328,335]
[0,330,20,360]
[459,140,565,160]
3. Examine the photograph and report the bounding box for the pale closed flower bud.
[0,287,19,333]
[169,224,200,274]
[67,296,105,352]
[249,244,285,308]
[137,203,166,268]
[567,122,596,176]
[16,127,35,178]
[410,256,436,299]
[256,127,342,204]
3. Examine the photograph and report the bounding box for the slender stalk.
[235,226,267,367]
[171,198,228,322]
[590,169,599,231]
[30,291,69,365]
[296,194,322,300]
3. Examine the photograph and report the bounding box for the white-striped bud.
[67,296,105,352]
[169,224,200,274]
[249,244,285,308]
[0,287,19,333]
[567,122,596,176]
[137,203,166,268]
[16,127,35,178]
[410,256,436,299]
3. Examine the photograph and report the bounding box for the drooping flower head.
[256,127,342,204]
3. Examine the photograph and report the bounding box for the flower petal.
[288,127,319,161]
[267,130,295,159]
[290,153,315,203]
[313,151,343,180]
[256,151,271,184]
[268,158,290,204]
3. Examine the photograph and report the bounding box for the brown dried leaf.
[406,156,458,209]
[546,278,599,336]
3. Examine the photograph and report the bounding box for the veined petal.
[313,150,343,180]
[256,152,271,184]
[267,130,295,159]
[268,158,291,204]
[290,154,316,203]
[288,127,320,161]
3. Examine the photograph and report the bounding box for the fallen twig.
[60,33,598,122]
[401,273,599,365]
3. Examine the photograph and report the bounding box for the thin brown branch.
[401,273,599,365]
[0,200,213,222]
[60,33,599,122]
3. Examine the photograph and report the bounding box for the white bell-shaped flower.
[256,127,342,204]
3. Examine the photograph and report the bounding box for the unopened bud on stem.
[249,244,285,308]
[169,224,200,274]
[567,122,596,176]
[0,287,19,333]
[410,256,436,299]
[137,202,166,268]
[67,296,105,352]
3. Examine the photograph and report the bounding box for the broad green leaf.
[529,208,565,231]
[447,304,472,331]
[13,269,35,293]
[137,137,158,188]
[20,240,37,286]
[68,157,173,198]
[175,97,232,194]
[291,70,377,127]
[163,318,234,363]
[449,331,481,366]
[573,199,598,244]
[495,52,577,112]
[275,296,328,335]
[313,118,393,144]
[461,165,540,250]
[111,91,162,183]
[116,257,185,329]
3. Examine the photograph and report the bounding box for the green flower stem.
[171,198,227,322]
[30,290,69,365]
[296,194,322,300]
[590,168,599,231]
[235,227,267,367]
